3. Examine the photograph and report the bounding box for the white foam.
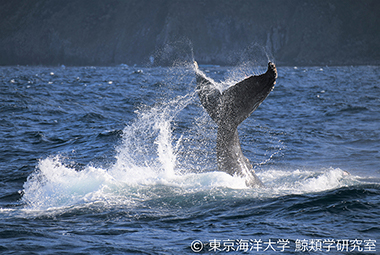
[258,167,358,197]
[22,153,358,213]
[22,156,115,210]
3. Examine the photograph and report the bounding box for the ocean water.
[0,63,379,254]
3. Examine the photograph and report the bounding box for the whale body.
[195,61,277,187]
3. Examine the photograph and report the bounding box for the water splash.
[113,93,193,180]
[22,156,114,210]
[20,63,361,213]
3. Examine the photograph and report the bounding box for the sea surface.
[0,62,379,254]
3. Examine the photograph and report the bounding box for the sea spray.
[113,93,194,176]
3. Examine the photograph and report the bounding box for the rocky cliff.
[1,0,379,66]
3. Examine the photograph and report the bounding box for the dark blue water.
[1,63,379,254]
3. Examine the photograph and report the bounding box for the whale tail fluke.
[195,61,277,187]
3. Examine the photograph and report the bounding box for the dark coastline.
[1,0,379,66]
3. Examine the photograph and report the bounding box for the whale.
[194,61,277,187]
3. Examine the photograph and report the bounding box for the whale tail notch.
[194,61,277,187]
